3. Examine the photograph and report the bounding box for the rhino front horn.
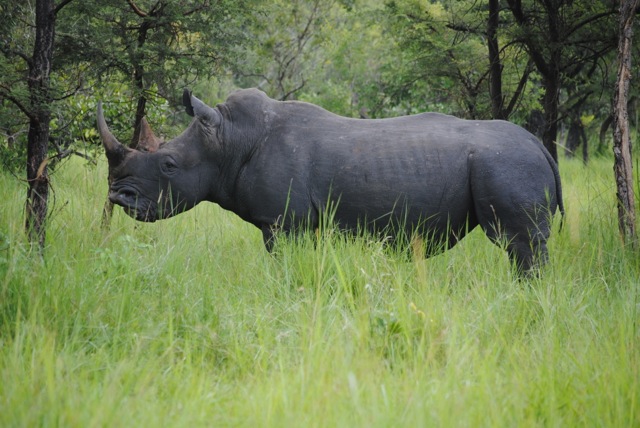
[97,101,128,166]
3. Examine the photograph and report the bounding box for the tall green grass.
[1,155,638,427]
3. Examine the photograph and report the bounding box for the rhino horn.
[136,117,161,153]
[97,101,128,166]
[182,88,221,126]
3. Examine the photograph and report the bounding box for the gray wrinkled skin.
[98,88,564,275]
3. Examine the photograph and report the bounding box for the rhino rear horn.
[97,101,128,166]
[136,117,162,153]
[182,88,220,126]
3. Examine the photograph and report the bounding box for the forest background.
[2,0,630,156]
[0,0,633,172]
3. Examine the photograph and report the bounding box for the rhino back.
[228,97,546,236]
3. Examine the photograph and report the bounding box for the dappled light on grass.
[1,157,638,426]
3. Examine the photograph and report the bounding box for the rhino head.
[98,90,224,222]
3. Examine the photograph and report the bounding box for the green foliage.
[235,0,403,118]
[0,4,34,173]
[235,0,340,101]
[58,0,254,86]
[52,82,182,164]
[0,0,630,173]
[297,3,395,118]
[0,0,256,173]
[1,155,639,426]
[379,0,533,118]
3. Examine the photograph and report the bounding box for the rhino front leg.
[261,219,296,252]
[261,224,279,252]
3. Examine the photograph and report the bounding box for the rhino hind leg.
[470,154,557,276]
[477,197,554,275]
[505,225,550,276]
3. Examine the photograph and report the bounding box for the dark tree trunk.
[581,122,588,164]
[612,0,638,247]
[541,73,560,162]
[487,0,506,120]
[505,0,562,163]
[541,3,563,164]
[598,114,614,154]
[525,109,545,140]
[565,120,581,157]
[25,0,56,250]
[566,118,588,164]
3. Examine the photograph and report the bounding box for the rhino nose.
[109,188,137,205]
[108,192,121,204]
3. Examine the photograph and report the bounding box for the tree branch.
[54,0,75,15]
[565,11,617,40]
[505,58,534,117]
[0,44,33,67]
[280,79,306,101]
[0,86,36,121]
[127,0,148,17]
[183,1,211,16]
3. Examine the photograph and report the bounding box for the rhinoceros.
[98,88,564,274]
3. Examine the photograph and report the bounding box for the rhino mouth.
[108,187,158,222]
[124,204,157,222]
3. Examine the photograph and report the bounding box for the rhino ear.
[97,101,128,166]
[136,117,162,153]
[183,88,195,116]
[182,89,221,127]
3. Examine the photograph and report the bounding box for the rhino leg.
[504,221,550,275]
[260,205,321,252]
[262,224,277,252]
[476,201,552,275]
[261,221,296,252]
[470,156,556,275]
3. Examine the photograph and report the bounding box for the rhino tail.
[541,143,565,230]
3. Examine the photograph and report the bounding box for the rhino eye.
[161,157,178,175]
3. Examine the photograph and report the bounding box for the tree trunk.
[598,114,614,154]
[612,0,638,247]
[581,123,588,164]
[565,120,581,158]
[25,0,56,250]
[541,74,560,163]
[565,118,588,164]
[487,0,506,120]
